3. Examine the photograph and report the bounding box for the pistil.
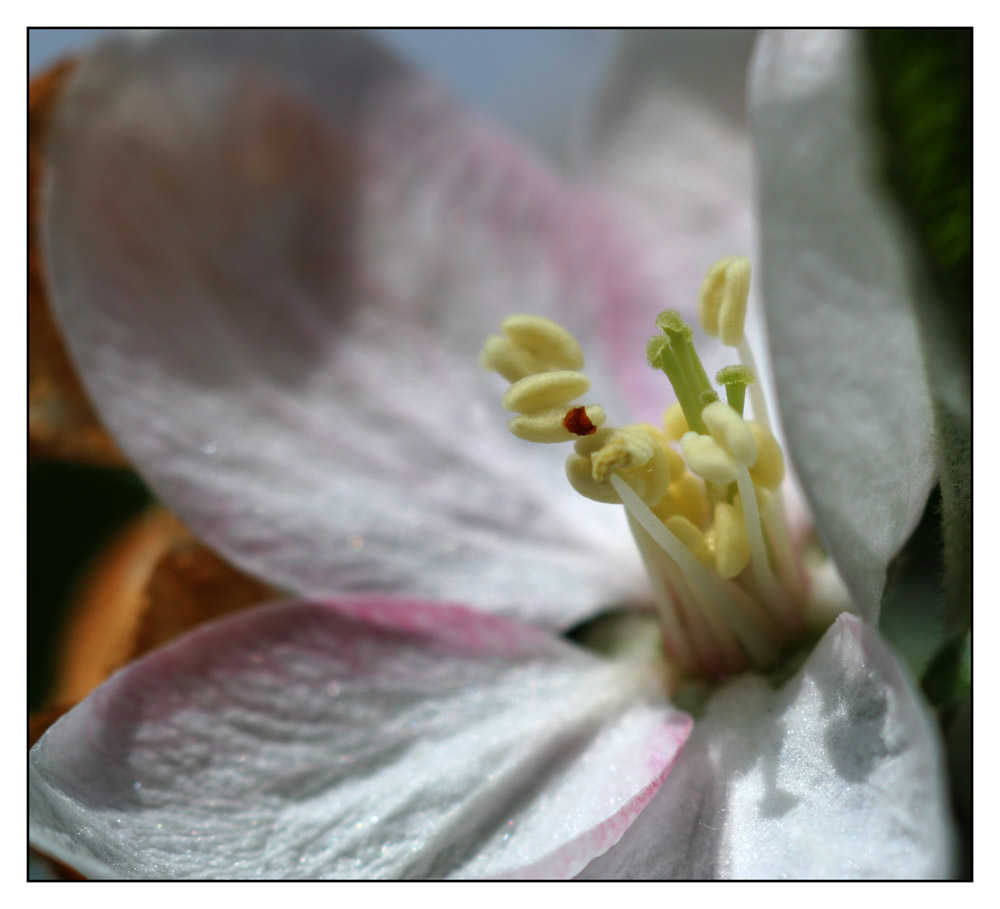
[716,365,755,417]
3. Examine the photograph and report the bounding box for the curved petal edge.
[31,596,690,879]
[578,613,956,879]
[750,29,937,621]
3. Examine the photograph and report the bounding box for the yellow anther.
[629,433,673,506]
[702,400,758,466]
[714,502,751,579]
[566,452,622,503]
[566,426,621,505]
[662,444,686,482]
[663,402,690,441]
[565,427,671,505]
[664,515,712,567]
[480,335,537,383]
[590,430,653,482]
[636,423,687,480]
[501,370,590,414]
[703,526,717,559]
[594,428,672,506]
[483,315,607,447]
[500,315,584,371]
[680,431,739,484]
[633,422,668,449]
[718,258,751,346]
[508,404,605,443]
[697,256,751,347]
[697,257,733,339]
[747,422,785,488]
[653,472,711,528]
[572,426,614,457]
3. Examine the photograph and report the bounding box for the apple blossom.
[29,29,957,878]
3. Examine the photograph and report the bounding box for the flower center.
[482,257,826,683]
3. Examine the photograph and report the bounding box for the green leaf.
[941,691,972,879]
[865,30,971,657]
[921,629,970,708]
[29,461,151,709]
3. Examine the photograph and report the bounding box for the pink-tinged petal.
[45,29,669,627]
[30,597,690,879]
[751,30,936,621]
[580,30,758,414]
[578,613,955,879]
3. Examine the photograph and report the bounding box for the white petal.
[578,613,955,879]
[751,30,937,621]
[45,30,660,627]
[30,598,690,879]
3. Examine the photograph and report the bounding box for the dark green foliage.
[29,462,150,709]
[865,28,971,694]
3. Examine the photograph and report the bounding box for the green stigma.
[716,364,756,416]
[646,310,716,434]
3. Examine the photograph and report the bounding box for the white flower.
[30,29,954,878]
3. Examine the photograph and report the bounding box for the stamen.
[746,421,785,488]
[634,423,685,472]
[483,318,606,444]
[499,315,584,371]
[696,257,733,340]
[566,427,672,506]
[737,338,773,430]
[701,400,757,466]
[679,431,739,485]
[658,551,748,676]
[698,256,751,346]
[698,256,750,347]
[713,502,750,579]
[501,371,591,414]
[664,515,713,567]
[611,474,781,668]
[480,335,537,383]
[662,402,690,441]
[757,489,806,603]
[566,451,623,504]
[740,419,803,604]
[733,465,802,633]
[718,259,751,346]
[482,255,817,686]
[508,405,606,443]
[590,430,653,482]
[652,472,710,527]
[626,515,719,675]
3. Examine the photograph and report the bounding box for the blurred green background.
[28,462,150,710]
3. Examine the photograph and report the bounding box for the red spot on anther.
[563,406,597,436]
